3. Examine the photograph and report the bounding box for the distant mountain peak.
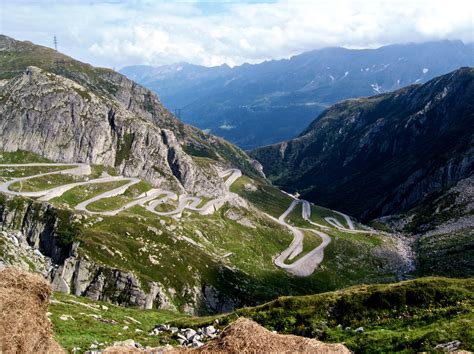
[120,40,474,149]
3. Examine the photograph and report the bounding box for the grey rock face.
[49,253,178,311]
[203,284,239,314]
[0,229,51,274]
[148,282,177,311]
[377,151,474,218]
[0,195,66,263]
[0,66,225,196]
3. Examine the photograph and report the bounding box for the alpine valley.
[0,34,473,353]
[251,67,474,278]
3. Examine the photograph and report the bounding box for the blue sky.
[1,0,472,69]
[195,0,279,14]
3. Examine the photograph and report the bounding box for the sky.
[1,0,473,69]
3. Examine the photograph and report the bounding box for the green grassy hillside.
[0,151,408,315]
[48,277,474,353]
[170,277,474,353]
[49,292,183,352]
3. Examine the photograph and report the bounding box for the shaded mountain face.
[121,41,474,149]
[0,35,260,196]
[251,68,474,221]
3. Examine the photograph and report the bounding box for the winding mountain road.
[271,196,369,276]
[146,169,242,217]
[0,163,241,217]
[269,199,332,276]
[0,163,366,277]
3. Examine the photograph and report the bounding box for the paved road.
[0,163,242,218]
[0,163,368,277]
[86,189,168,216]
[271,199,332,276]
[147,169,242,217]
[75,177,141,213]
[323,212,373,234]
[0,163,91,197]
[271,196,371,276]
[300,198,369,234]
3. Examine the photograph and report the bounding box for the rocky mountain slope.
[252,68,474,222]
[0,35,259,197]
[121,41,474,148]
[0,151,407,316]
[375,174,474,277]
[0,35,410,316]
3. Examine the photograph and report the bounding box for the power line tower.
[53,35,58,51]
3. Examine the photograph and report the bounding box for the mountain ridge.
[121,40,474,148]
[0,35,413,317]
[251,67,474,220]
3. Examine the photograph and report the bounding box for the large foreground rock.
[104,317,350,353]
[187,318,350,353]
[0,268,64,353]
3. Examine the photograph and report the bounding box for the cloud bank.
[1,0,473,68]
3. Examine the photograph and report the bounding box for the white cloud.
[1,0,473,69]
[219,124,236,130]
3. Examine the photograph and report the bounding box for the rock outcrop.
[50,249,177,311]
[0,35,260,197]
[0,194,67,264]
[0,66,220,196]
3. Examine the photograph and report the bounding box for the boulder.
[184,329,197,340]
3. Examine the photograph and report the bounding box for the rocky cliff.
[252,67,474,221]
[0,35,259,197]
[0,194,241,314]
